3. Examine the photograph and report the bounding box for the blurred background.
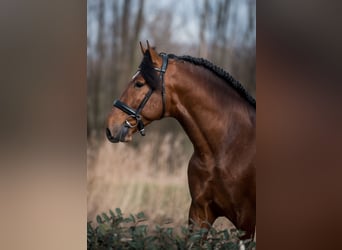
[2,0,342,248]
[87,0,255,227]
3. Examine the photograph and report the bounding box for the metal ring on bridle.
[125,117,138,128]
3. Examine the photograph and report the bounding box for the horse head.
[106,41,169,142]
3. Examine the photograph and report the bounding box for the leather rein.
[112,53,169,136]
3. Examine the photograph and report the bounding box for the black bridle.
[112,53,168,136]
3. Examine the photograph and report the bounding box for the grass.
[87,133,192,226]
[87,132,249,248]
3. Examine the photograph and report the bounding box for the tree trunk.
[129,0,145,72]
[199,0,209,58]
[93,0,105,137]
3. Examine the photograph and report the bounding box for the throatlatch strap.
[156,53,168,118]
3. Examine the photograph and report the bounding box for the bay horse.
[106,42,256,240]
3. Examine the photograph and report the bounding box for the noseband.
[112,53,168,136]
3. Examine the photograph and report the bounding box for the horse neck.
[167,62,255,160]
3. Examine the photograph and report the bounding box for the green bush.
[87,208,255,250]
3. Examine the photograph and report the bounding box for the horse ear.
[139,41,146,55]
[148,48,160,65]
[146,41,160,65]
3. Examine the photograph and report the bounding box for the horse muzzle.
[106,124,130,143]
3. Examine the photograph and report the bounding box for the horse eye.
[134,81,144,88]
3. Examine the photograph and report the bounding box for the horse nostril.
[106,127,121,143]
[106,128,113,139]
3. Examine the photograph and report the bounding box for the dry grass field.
[87,132,235,230]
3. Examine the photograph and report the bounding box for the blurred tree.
[199,0,210,58]
[87,0,255,139]
[196,0,255,96]
[88,0,105,137]
[88,0,146,138]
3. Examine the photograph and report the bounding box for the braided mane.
[168,54,256,108]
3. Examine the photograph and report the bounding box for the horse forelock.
[139,51,160,90]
